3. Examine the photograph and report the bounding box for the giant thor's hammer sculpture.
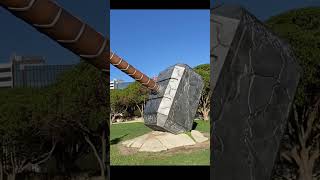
[110,54,204,134]
[211,5,301,180]
[0,0,204,134]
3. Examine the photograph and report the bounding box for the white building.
[110,79,116,89]
[110,79,131,90]
[110,79,122,89]
[0,62,13,88]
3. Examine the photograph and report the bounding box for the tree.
[0,88,56,180]
[125,82,149,117]
[50,61,108,179]
[194,64,211,120]
[266,7,320,180]
[110,89,129,122]
[110,82,149,122]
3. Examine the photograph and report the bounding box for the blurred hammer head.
[143,64,204,134]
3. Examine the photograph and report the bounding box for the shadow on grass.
[192,122,198,130]
[111,134,128,145]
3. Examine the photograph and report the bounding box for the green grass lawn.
[110,120,210,165]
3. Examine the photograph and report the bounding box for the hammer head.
[143,64,204,134]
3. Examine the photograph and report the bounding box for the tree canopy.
[0,60,109,179]
[266,7,320,106]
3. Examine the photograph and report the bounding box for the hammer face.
[144,64,204,134]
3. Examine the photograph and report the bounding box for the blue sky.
[0,0,108,64]
[213,0,320,21]
[110,10,210,82]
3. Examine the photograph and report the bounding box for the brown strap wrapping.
[110,52,160,92]
[0,0,160,92]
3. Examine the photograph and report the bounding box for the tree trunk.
[84,136,105,179]
[298,166,313,180]
[6,174,15,180]
[199,94,210,120]
[136,104,144,117]
[202,108,210,120]
[0,160,3,180]
[288,145,315,180]
[111,115,116,123]
[101,131,108,179]
[101,130,107,167]
[199,106,210,120]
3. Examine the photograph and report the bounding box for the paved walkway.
[112,118,144,124]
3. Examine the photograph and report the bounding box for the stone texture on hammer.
[210,5,301,180]
[144,64,204,134]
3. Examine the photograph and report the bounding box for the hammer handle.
[1,0,160,92]
[0,0,109,71]
[110,52,160,92]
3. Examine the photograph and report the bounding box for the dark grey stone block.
[144,64,204,134]
[210,5,301,180]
